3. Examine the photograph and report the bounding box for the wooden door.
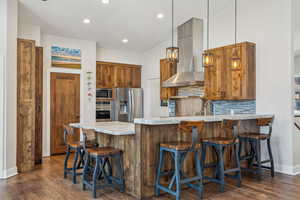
[51,73,80,155]
[17,39,36,172]
[160,59,177,100]
[35,47,43,164]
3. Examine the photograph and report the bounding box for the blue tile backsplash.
[211,100,256,115]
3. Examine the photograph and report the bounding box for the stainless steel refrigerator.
[112,88,143,122]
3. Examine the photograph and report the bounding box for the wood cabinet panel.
[35,47,43,164]
[204,42,256,100]
[160,59,177,100]
[96,61,141,88]
[17,39,36,172]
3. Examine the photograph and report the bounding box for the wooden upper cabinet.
[96,61,141,88]
[96,63,115,88]
[160,59,177,100]
[204,42,256,100]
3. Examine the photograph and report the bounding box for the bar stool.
[238,117,275,179]
[201,120,241,192]
[63,124,85,184]
[155,121,204,200]
[81,129,125,198]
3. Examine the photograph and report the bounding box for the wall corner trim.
[0,166,18,179]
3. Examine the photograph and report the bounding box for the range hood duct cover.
[163,18,204,88]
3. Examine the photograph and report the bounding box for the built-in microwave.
[96,89,113,99]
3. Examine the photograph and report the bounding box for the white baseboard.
[0,166,18,179]
[275,164,297,176]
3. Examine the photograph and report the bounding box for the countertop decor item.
[203,0,214,68]
[166,0,179,62]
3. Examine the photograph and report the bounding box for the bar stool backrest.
[222,120,239,141]
[256,117,274,135]
[63,124,75,145]
[179,121,205,150]
[82,129,97,151]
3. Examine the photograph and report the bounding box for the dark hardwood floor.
[1,155,300,200]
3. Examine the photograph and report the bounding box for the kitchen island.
[71,114,273,199]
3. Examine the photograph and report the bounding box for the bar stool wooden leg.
[155,149,165,196]
[175,151,181,200]
[267,139,275,177]
[217,146,225,192]
[64,146,71,179]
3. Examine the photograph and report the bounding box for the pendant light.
[203,0,214,67]
[231,0,241,71]
[166,0,179,62]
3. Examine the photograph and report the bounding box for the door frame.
[44,68,82,157]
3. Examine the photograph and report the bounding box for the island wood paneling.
[17,39,36,172]
[50,73,80,155]
[35,47,43,164]
[96,120,258,199]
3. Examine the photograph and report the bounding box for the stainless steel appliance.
[96,88,113,99]
[96,100,113,122]
[112,88,143,122]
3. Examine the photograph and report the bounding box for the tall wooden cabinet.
[17,39,43,172]
[96,61,141,88]
[160,59,177,100]
[204,42,256,100]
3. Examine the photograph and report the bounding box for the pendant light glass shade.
[166,47,179,62]
[231,47,241,70]
[166,0,179,63]
[203,51,214,67]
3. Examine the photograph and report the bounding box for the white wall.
[0,0,18,179]
[18,23,41,46]
[142,39,174,117]
[96,47,142,65]
[42,34,96,157]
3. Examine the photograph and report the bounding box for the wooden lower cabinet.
[204,42,256,100]
[50,73,80,155]
[96,61,141,88]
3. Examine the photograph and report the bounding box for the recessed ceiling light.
[102,0,110,4]
[83,18,91,24]
[122,38,128,43]
[157,13,164,19]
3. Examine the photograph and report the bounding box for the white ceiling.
[18,0,210,52]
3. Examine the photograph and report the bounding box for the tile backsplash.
[211,100,256,115]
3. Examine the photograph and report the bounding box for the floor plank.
[1,155,300,200]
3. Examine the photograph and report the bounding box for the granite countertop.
[134,114,274,125]
[70,121,135,135]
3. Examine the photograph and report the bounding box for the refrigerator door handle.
[131,90,135,122]
[129,89,133,122]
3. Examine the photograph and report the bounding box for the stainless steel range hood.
[163,18,204,88]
